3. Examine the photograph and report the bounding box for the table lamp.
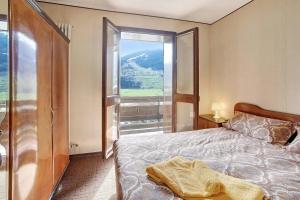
[211,102,222,119]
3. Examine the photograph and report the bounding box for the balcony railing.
[120,96,172,135]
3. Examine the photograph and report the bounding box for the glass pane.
[119,32,174,135]
[0,1,9,199]
[163,38,173,132]
[176,102,194,132]
[106,24,119,96]
[176,32,194,94]
[106,105,118,149]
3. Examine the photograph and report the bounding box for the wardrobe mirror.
[0,0,9,199]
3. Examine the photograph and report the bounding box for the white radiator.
[57,23,72,40]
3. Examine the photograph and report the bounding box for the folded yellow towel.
[146,156,264,200]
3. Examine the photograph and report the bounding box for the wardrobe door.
[11,0,53,199]
[52,30,69,185]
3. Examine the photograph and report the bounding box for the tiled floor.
[53,154,116,200]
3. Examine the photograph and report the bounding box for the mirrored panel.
[0,0,9,199]
[176,102,193,132]
[176,32,194,94]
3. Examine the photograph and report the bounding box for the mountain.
[121,49,163,71]
[121,49,163,89]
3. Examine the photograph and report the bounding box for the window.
[120,33,165,97]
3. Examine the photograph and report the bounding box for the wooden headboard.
[234,103,300,123]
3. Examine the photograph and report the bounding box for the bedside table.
[198,114,227,129]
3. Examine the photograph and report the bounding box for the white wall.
[210,0,300,118]
[0,0,8,14]
[286,0,300,115]
[39,2,211,154]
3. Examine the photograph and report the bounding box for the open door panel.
[172,28,199,132]
[102,17,121,159]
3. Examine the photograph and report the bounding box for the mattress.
[113,128,300,200]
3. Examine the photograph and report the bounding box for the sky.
[120,39,163,57]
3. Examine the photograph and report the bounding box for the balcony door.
[102,18,121,159]
[102,18,199,158]
[172,28,199,132]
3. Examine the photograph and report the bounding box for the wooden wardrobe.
[9,0,70,199]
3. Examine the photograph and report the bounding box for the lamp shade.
[211,102,221,111]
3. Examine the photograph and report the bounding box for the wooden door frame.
[172,27,199,132]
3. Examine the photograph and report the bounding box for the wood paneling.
[52,30,69,186]
[11,0,53,199]
[174,93,195,104]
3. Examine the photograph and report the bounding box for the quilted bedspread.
[113,128,300,200]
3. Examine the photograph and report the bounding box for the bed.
[113,103,300,200]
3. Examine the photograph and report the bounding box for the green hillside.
[120,49,163,96]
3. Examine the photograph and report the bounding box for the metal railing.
[120,96,172,134]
